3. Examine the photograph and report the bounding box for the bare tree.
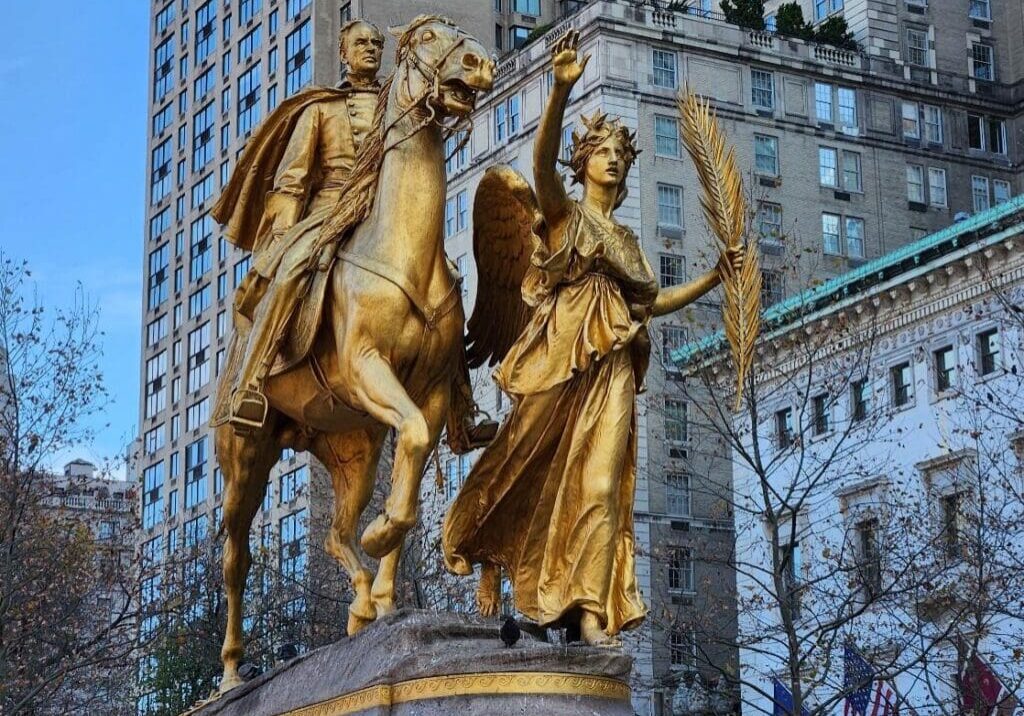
[0,254,137,715]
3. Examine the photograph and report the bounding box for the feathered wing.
[465,165,541,368]
[678,90,762,409]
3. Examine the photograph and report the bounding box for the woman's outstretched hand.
[552,30,590,87]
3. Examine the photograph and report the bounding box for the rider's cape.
[212,86,350,254]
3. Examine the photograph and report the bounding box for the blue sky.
[0,3,150,475]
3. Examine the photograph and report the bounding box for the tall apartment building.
[140,0,1022,713]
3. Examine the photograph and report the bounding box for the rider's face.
[343,23,384,78]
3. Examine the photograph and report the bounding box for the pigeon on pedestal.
[500,615,521,648]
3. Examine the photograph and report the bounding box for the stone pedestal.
[187,609,633,716]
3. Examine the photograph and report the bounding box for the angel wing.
[465,165,541,369]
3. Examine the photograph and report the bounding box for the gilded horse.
[214,17,493,692]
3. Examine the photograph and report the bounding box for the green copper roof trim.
[671,194,1024,366]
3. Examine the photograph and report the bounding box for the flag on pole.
[773,677,811,716]
[844,644,899,716]
[959,643,1020,716]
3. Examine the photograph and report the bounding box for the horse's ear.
[388,24,407,39]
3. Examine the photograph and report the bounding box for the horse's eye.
[421,30,435,42]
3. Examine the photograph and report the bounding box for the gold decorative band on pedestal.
[280,671,631,715]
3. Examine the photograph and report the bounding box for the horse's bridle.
[382,26,477,158]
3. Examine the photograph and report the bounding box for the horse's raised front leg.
[370,383,449,614]
[346,352,446,559]
[310,428,383,635]
[215,418,279,693]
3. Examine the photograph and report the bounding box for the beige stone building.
[139,0,1020,712]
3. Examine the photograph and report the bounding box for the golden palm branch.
[677,90,761,409]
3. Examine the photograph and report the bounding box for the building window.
[992,180,1011,205]
[280,509,308,580]
[661,325,688,364]
[154,37,175,102]
[147,314,168,347]
[856,519,882,598]
[670,628,696,668]
[152,103,173,138]
[971,43,994,81]
[494,95,521,145]
[666,473,691,517]
[967,114,1006,154]
[901,102,920,139]
[754,134,778,176]
[665,399,688,443]
[145,351,168,419]
[148,244,170,310]
[780,537,801,617]
[976,328,999,375]
[156,2,176,33]
[775,406,793,448]
[933,345,955,392]
[837,87,856,127]
[240,0,262,25]
[811,393,830,436]
[142,462,164,530]
[187,322,211,392]
[195,1,217,63]
[842,152,862,193]
[184,437,208,508]
[186,398,210,433]
[513,0,540,13]
[192,102,215,171]
[969,0,991,19]
[818,147,838,187]
[891,361,913,407]
[456,190,469,232]
[757,202,783,240]
[821,213,841,255]
[239,24,262,62]
[655,115,680,157]
[814,0,843,21]
[280,466,308,503]
[652,49,677,89]
[286,0,310,17]
[659,254,684,288]
[845,217,865,259]
[761,269,784,306]
[905,27,929,68]
[238,62,262,135]
[657,184,683,227]
[268,84,278,112]
[509,26,530,50]
[444,197,456,239]
[191,173,213,208]
[851,378,869,421]
[970,175,991,213]
[189,214,213,280]
[927,167,947,207]
[286,21,311,96]
[906,165,925,203]
[922,105,942,143]
[751,69,774,110]
[668,547,694,592]
[234,255,252,286]
[151,139,173,205]
[814,82,832,123]
[188,284,210,318]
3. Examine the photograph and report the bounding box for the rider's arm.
[268,104,320,233]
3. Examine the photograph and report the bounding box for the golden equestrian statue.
[209,16,494,692]
[442,31,760,647]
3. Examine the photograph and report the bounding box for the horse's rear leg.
[216,420,279,693]
[310,428,383,635]
[348,353,448,559]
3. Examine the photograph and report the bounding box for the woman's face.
[584,135,628,191]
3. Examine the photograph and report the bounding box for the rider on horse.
[212,18,496,453]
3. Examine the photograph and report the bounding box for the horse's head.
[393,16,494,119]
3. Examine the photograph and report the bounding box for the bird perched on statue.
[500,615,521,648]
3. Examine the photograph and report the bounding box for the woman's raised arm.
[534,31,589,232]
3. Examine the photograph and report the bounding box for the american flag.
[844,645,899,716]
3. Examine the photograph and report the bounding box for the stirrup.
[229,389,268,433]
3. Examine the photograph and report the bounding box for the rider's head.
[340,20,384,84]
[568,112,640,209]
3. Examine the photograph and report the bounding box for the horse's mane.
[315,15,456,250]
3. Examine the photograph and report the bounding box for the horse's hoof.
[219,672,244,694]
[347,610,375,636]
[360,514,408,559]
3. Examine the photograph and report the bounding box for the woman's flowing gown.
[443,202,658,634]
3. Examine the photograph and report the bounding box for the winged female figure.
[442,30,747,646]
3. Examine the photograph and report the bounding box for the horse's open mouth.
[441,79,480,111]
